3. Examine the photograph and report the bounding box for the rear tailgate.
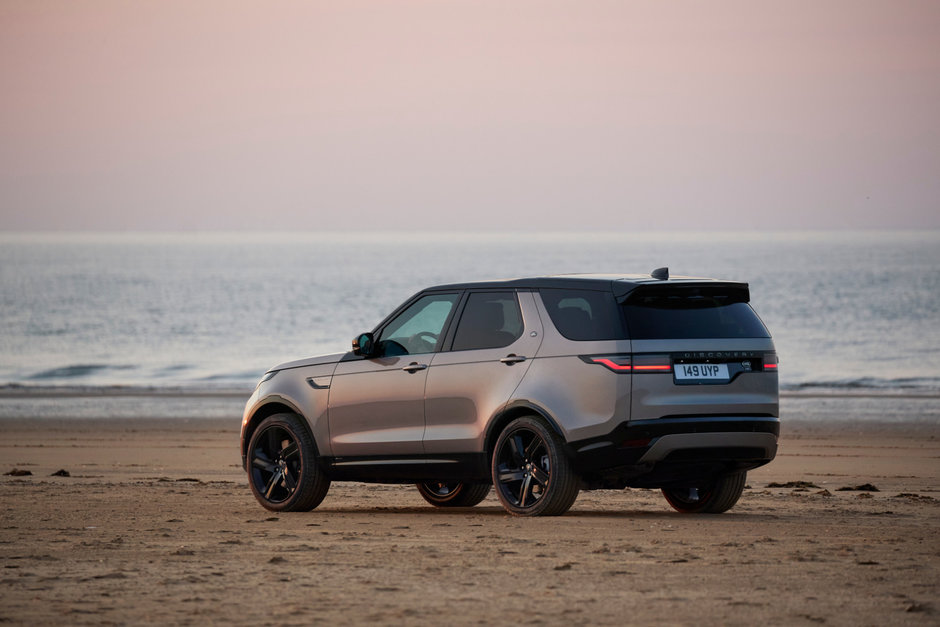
[621,284,778,422]
[629,339,778,421]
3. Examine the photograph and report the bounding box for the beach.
[0,394,937,625]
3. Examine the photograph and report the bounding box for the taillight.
[582,355,672,374]
[586,356,632,372]
[632,354,672,372]
[764,354,779,371]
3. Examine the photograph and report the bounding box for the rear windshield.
[622,288,770,339]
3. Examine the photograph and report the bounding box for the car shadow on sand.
[313,504,782,522]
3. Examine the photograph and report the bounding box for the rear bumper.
[568,416,779,488]
[636,430,776,463]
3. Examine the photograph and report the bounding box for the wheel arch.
[241,397,309,469]
[484,400,567,466]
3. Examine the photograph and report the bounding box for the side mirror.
[352,332,375,357]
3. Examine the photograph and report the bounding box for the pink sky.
[1,1,938,231]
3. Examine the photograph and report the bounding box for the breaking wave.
[783,377,940,394]
[27,364,136,380]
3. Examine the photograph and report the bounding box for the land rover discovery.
[240,270,778,516]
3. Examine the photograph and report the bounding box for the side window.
[539,288,625,341]
[451,292,523,351]
[377,293,459,356]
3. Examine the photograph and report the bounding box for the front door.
[328,292,460,458]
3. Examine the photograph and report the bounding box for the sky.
[1,1,938,232]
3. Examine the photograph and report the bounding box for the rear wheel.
[247,413,330,512]
[416,482,490,507]
[491,416,580,516]
[661,471,747,514]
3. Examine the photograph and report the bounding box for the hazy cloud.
[1,1,938,231]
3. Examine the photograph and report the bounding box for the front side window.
[451,291,523,351]
[378,293,459,356]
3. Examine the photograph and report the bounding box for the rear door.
[423,290,543,455]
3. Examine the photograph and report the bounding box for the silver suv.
[240,270,779,516]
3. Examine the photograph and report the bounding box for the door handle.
[500,354,527,365]
[402,362,428,373]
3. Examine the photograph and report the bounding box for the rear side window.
[622,288,770,339]
[539,289,625,341]
[451,292,524,351]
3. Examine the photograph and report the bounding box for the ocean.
[2,231,939,395]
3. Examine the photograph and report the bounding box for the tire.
[491,416,580,516]
[247,413,330,512]
[661,471,747,514]
[416,482,491,507]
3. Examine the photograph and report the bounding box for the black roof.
[427,273,748,300]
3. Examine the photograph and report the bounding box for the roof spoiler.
[614,281,751,303]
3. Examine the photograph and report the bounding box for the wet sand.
[1,414,938,625]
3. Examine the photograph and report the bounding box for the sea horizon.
[2,229,938,399]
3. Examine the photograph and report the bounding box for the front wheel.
[247,413,330,512]
[661,471,747,514]
[491,416,580,516]
[416,482,490,507]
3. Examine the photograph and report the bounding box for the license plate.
[674,362,729,382]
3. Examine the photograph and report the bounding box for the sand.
[1,411,938,625]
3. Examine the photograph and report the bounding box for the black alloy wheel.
[491,416,579,516]
[661,471,747,514]
[416,482,491,507]
[247,413,330,512]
